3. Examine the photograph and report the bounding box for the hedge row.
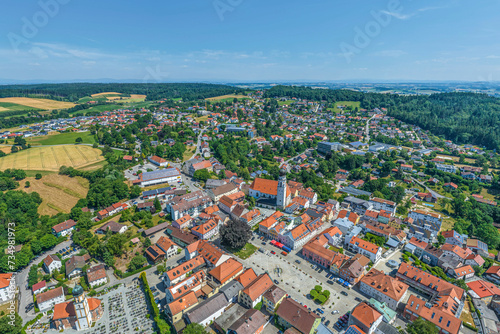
[139,272,170,334]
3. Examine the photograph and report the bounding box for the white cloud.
[381,6,444,21]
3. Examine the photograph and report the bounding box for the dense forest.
[265,86,500,151]
[0,83,244,102]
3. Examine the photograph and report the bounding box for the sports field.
[21,174,89,215]
[0,145,104,171]
[0,97,75,110]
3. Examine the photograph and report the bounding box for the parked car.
[274,279,280,285]
[295,260,301,264]
[316,308,324,314]
[341,291,348,296]
[271,251,276,255]
[325,320,330,327]
[332,310,339,314]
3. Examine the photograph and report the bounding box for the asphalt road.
[16,239,73,323]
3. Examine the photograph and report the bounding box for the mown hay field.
[205,94,248,101]
[0,145,104,171]
[21,174,89,215]
[91,92,121,97]
[0,97,75,110]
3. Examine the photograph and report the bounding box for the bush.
[310,290,319,299]
[322,290,331,298]
[463,322,478,332]
[140,272,170,334]
[316,294,327,304]
[314,285,322,293]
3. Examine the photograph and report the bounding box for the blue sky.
[1,0,499,82]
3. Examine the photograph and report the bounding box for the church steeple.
[72,285,92,331]
[276,169,288,209]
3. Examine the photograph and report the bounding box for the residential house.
[95,221,128,234]
[166,190,212,220]
[348,302,383,334]
[65,254,90,278]
[208,258,244,287]
[262,285,287,313]
[347,236,382,264]
[86,265,108,288]
[276,298,321,334]
[0,274,14,303]
[359,269,409,310]
[239,273,274,308]
[37,287,65,312]
[227,309,267,334]
[185,281,242,327]
[43,254,62,274]
[162,255,206,287]
[404,295,462,334]
[52,219,76,237]
[32,280,47,296]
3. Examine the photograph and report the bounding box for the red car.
[271,251,276,255]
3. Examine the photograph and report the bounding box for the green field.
[27,131,96,145]
[330,101,361,113]
[0,102,42,112]
[83,104,123,113]
[277,99,296,106]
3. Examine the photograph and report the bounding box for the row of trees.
[0,83,244,102]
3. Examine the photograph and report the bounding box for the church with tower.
[249,169,291,209]
[52,285,103,331]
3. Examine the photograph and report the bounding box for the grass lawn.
[277,100,295,106]
[27,131,96,145]
[479,187,499,201]
[441,217,455,231]
[183,148,195,162]
[82,104,123,113]
[460,300,475,328]
[195,115,209,122]
[151,215,164,225]
[231,243,258,260]
[332,101,360,112]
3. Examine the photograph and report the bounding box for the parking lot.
[123,162,159,181]
[56,244,82,260]
[241,237,367,332]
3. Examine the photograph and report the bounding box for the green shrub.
[316,295,327,304]
[314,285,322,293]
[310,290,319,299]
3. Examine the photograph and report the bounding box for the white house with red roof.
[148,155,168,167]
[32,280,47,295]
[43,254,62,274]
[52,219,76,237]
[0,273,14,303]
[347,236,383,264]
